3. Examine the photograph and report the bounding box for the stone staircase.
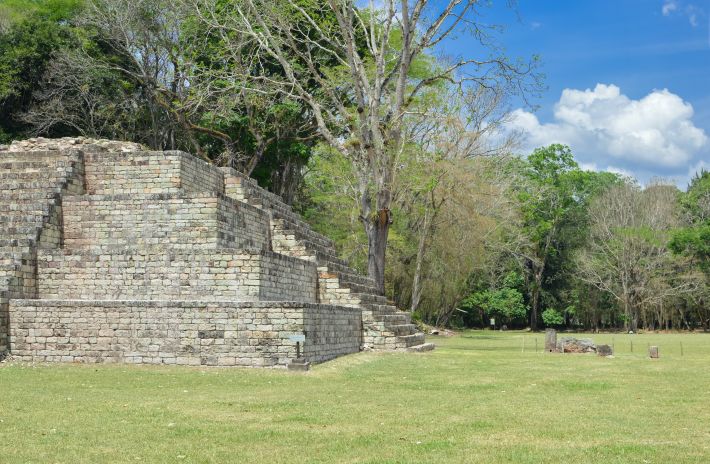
[221,168,434,352]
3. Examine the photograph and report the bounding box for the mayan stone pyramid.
[0,138,432,367]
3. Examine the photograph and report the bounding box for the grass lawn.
[1,331,709,463]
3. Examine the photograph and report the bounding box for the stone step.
[362,303,399,314]
[379,313,411,325]
[335,271,378,292]
[314,251,350,269]
[405,342,436,352]
[272,231,332,256]
[272,216,335,249]
[389,324,418,336]
[335,280,377,295]
[396,333,426,348]
[351,292,388,305]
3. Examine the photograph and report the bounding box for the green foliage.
[670,170,710,272]
[0,0,83,27]
[461,272,528,325]
[542,308,564,327]
[0,5,81,141]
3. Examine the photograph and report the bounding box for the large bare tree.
[576,182,697,331]
[191,0,539,292]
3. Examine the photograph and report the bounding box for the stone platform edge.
[9,300,363,367]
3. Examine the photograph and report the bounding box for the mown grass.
[1,331,709,463]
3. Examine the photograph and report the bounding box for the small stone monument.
[545,329,557,352]
[649,346,659,358]
[597,344,613,356]
[287,334,310,371]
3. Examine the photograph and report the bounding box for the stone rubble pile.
[0,136,144,153]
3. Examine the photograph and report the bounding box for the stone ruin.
[544,329,612,356]
[0,137,433,367]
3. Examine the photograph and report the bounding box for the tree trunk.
[530,266,543,331]
[530,287,539,331]
[360,179,392,295]
[410,209,431,312]
[366,208,390,295]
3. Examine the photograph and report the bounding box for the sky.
[451,0,710,187]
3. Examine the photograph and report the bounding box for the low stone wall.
[9,300,361,367]
[37,250,318,302]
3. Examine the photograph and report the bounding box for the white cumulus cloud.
[509,84,708,179]
[662,1,678,16]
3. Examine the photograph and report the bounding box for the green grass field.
[1,331,709,463]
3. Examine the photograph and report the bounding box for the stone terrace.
[0,137,433,367]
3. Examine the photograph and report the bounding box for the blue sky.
[457,0,710,187]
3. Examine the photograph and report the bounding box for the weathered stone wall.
[62,193,270,251]
[9,300,361,367]
[37,250,317,302]
[0,149,85,355]
[84,151,224,195]
[303,305,362,363]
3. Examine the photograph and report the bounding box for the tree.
[576,181,697,331]
[461,272,528,327]
[670,170,710,273]
[191,0,540,292]
[0,1,82,142]
[505,144,580,330]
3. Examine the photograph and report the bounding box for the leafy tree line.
[301,144,709,332]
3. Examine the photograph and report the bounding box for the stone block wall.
[62,193,270,251]
[37,250,317,302]
[84,151,224,195]
[0,149,85,355]
[9,300,361,367]
[303,304,362,363]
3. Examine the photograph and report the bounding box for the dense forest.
[1,0,707,331]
